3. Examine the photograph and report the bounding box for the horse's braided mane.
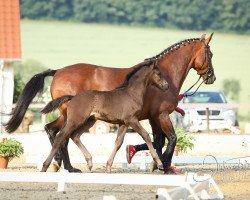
[145,37,200,61]
[115,59,154,90]
[115,37,200,90]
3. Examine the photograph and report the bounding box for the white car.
[175,90,238,133]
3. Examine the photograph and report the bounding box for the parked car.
[175,90,238,132]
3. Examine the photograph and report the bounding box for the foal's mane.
[146,37,200,61]
[115,59,154,90]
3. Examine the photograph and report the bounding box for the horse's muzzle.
[205,75,216,84]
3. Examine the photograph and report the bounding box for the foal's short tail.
[4,69,57,133]
[41,95,74,114]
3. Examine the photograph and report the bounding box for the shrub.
[0,138,24,159]
[165,128,195,153]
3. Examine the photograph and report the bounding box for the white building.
[0,0,22,132]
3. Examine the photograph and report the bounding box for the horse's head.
[149,63,169,91]
[193,33,216,84]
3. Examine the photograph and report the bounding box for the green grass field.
[21,20,250,117]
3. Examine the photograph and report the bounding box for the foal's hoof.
[106,165,111,173]
[53,161,60,172]
[88,164,93,172]
[150,161,158,172]
[67,167,82,173]
[87,160,93,171]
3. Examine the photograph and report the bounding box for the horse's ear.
[201,34,206,40]
[205,33,214,45]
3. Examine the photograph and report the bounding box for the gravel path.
[0,156,250,199]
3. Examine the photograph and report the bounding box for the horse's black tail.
[4,69,57,133]
[41,95,73,114]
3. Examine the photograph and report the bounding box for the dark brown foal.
[41,61,168,172]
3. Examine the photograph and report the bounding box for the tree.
[222,79,241,102]
[220,0,250,32]
[21,0,73,20]
[13,74,24,103]
[13,60,49,103]
[13,59,47,84]
[20,0,250,33]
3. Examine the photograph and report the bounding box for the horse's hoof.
[67,167,82,173]
[53,161,60,172]
[150,161,158,172]
[164,166,180,174]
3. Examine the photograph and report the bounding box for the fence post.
[205,107,210,133]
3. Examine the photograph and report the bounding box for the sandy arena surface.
[0,156,250,200]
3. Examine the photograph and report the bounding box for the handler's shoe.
[126,145,137,164]
[164,166,180,174]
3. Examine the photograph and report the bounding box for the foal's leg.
[71,134,93,171]
[70,118,96,171]
[126,119,165,164]
[106,125,127,173]
[44,116,81,172]
[41,124,74,172]
[128,119,163,169]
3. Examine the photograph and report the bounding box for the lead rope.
[178,76,206,101]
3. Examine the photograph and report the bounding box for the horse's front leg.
[158,112,177,173]
[128,119,163,169]
[149,118,166,172]
[106,125,127,173]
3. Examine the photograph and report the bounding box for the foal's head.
[148,63,169,91]
[130,62,169,91]
[116,62,168,92]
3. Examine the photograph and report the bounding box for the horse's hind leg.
[70,117,96,171]
[45,116,81,172]
[106,125,127,173]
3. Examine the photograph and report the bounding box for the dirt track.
[0,156,250,200]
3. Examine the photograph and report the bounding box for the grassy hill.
[20,20,250,116]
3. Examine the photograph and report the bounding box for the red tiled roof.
[0,0,21,60]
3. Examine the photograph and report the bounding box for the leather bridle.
[197,38,214,81]
[182,39,214,98]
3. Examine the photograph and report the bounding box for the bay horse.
[40,61,169,172]
[4,33,216,173]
